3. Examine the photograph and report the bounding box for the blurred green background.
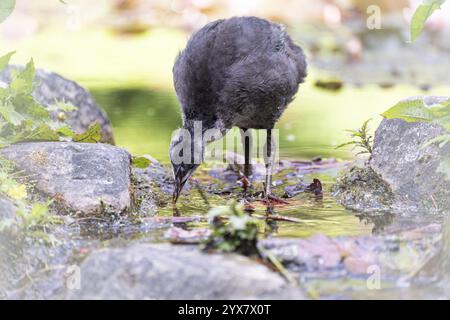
[1,0,449,161]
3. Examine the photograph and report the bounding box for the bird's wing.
[172,19,224,126]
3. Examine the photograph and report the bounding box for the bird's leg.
[264,128,273,200]
[240,128,252,194]
[263,129,287,206]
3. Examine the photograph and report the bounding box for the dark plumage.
[170,16,307,202]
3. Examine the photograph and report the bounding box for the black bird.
[170,16,307,202]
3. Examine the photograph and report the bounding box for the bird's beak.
[172,168,190,204]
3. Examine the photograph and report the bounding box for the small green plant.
[336,119,373,157]
[203,200,259,255]
[0,158,62,244]
[0,201,62,245]
[202,201,298,285]
[410,0,447,42]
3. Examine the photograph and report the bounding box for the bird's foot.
[237,174,252,198]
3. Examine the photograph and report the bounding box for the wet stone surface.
[0,195,16,219]
[2,142,132,216]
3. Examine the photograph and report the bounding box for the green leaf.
[72,122,101,143]
[10,58,35,95]
[0,102,25,125]
[336,141,359,149]
[382,98,434,122]
[0,51,15,73]
[131,156,152,169]
[410,0,446,42]
[0,0,15,24]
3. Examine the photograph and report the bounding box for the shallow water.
[92,84,448,239]
[67,83,449,299]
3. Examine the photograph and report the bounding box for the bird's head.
[169,128,202,203]
[171,161,199,203]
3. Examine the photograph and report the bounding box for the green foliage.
[0,52,104,147]
[0,0,15,24]
[382,97,450,129]
[203,200,259,255]
[0,52,92,147]
[131,156,151,168]
[410,0,447,41]
[336,119,373,157]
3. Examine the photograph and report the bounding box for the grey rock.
[67,243,304,300]
[371,120,450,213]
[0,195,16,219]
[334,96,450,213]
[0,65,114,144]
[1,142,131,215]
